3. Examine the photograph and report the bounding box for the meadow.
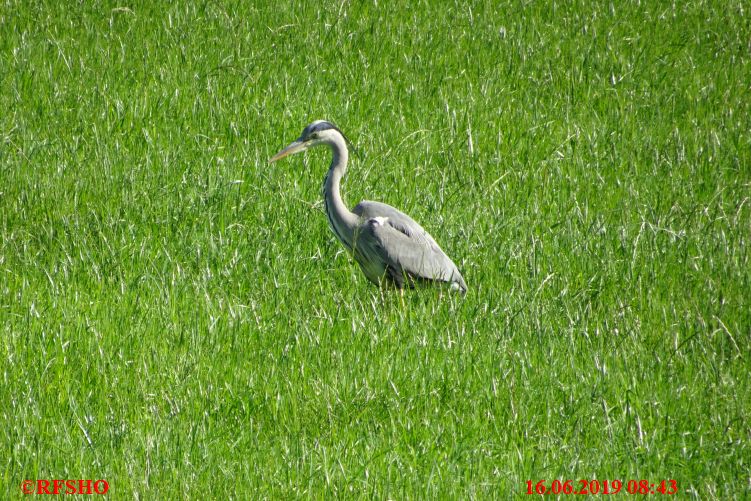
[1,0,749,498]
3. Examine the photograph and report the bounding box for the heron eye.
[310,133,319,140]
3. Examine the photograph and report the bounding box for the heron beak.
[269,140,308,163]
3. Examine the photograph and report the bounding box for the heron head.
[269,120,349,163]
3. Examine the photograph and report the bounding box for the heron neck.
[323,136,358,250]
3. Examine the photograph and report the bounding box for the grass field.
[1,0,750,498]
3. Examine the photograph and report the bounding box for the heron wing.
[354,201,444,250]
[355,201,429,234]
[353,201,466,291]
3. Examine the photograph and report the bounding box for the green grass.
[1,0,750,498]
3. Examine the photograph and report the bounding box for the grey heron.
[269,120,467,294]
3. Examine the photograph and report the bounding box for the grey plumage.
[269,120,466,293]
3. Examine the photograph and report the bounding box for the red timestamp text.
[526,479,678,495]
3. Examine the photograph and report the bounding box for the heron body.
[270,120,467,293]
